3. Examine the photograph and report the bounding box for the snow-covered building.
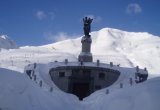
[25,17,148,100]
[49,61,120,100]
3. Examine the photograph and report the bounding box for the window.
[99,73,105,79]
[95,85,101,90]
[59,72,65,77]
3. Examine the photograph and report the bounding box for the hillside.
[43,28,160,76]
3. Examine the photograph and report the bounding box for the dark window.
[99,73,105,79]
[59,72,65,77]
[95,85,101,90]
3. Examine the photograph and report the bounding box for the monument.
[78,17,93,62]
[25,17,148,100]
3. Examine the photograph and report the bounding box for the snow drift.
[0,68,78,110]
[82,77,160,110]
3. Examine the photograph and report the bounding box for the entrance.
[68,69,93,100]
[72,83,90,100]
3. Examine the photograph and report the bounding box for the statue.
[79,17,93,62]
[83,17,93,36]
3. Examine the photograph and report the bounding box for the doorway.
[68,69,93,100]
[72,82,90,100]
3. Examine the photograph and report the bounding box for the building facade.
[49,62,120,100]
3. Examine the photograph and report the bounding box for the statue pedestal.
[78,52,93,62]
[78,36,93,62]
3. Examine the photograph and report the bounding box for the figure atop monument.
[83,17,93,36]
[78,17,93,62]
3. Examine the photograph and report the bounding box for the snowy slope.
[82,77,160,110]
[0,68,79,110]
[0,35,17,49]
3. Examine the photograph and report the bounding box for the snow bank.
[0,68,79,110]
[82,77,160,110]
[1,67,159,110]
[1,67,160,110]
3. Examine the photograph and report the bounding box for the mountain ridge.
[0,35,17,49]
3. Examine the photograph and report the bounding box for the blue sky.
[0,0,160,46]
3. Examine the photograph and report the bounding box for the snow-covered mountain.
[0,28,160,75]
[43,28,160,76]
[0,35,17,49]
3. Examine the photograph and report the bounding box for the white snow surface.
[0,35,17,49]
[82,77,160,110]
[0,68,78,110]
[0,28,160,110]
